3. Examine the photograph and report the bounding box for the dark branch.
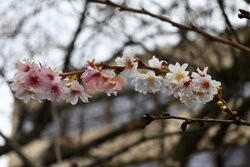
[0,131,36,167]
[238,9,250,20]
[217,0,240,43]
[142,113,250,129]
[88,0,250,54]
[63,0,89,71]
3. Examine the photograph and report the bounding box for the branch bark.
[0,131,36,167]
[142,113,250,130]
[89,0,250,54]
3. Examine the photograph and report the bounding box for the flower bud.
[217,101,223,106]
[232,111,238,116]
[161,65,168,70]
[222,105,227,111]
[217,87,222,96]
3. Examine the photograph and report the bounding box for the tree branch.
[59,60,169,78]
[88,0,250,54]
[142,113,250,130]
[84,129,200,167]
[0,131,36,167]
[217,0,240,43]
[63,0,89,71]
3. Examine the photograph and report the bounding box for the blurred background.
[0,0,250,166]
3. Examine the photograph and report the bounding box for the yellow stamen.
[148,76,156,85]
[175,71,184,82]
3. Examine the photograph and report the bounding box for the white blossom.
[164,62,190,97]
[191,67,221,104]
[148,56,167,69]
[115,49,139,77]
[178,81,197,105]
[135,71,164,94]
[66,80,91,105]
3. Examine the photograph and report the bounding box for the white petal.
[181,63,188,70]
[115,57,125,66]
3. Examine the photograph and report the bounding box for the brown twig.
[238,9,250,20]
[59,61,169,78]
[89,0,250,54]
[142,113,250,130]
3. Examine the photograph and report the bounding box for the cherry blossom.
[10,50,223,106]
[66,80,91,105]
[178,81,197,105]
[148,56,167,69]
[191,67,221,104]
[135,71,164,94]
[115,49,139,77]
[164,62,190,97]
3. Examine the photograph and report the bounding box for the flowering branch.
[88,0,250,54]
[142,113,250,131]
[7,50,233,106]
[59,59,169,78]
[10,49,250,128]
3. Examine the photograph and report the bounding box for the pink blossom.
[40,67,61,83]
[115,49,139,77]
[16,58,40,72]
[44,81,66,102]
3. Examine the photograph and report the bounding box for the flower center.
[200,74,205,77]
[24,65,31,72]
[51,85,60,93]
[126,61,134,68]
[202,81,210,89]
[29,75,39,86]
[108,82,116,88]
[47,74,54,81]
[175,71,184,82]
[184,80,191,87]
[71,90,80,95]
[196,92,203,96]
[148,76,156,85]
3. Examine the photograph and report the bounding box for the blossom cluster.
[10,59,91,105]
[10,50,221,105]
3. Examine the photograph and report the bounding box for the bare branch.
[142,113,250,130]
[0,131,36,167]
[89,0,250,54]
[85,130,200,167]
[217,0,240,43]
[63,0,89,71]
[238,9,250,20]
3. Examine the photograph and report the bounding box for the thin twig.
[89,0,250,54]
[217,0,240,43]
[63,0,89,71]
[142,113,250,129]
[0,131,36,167]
